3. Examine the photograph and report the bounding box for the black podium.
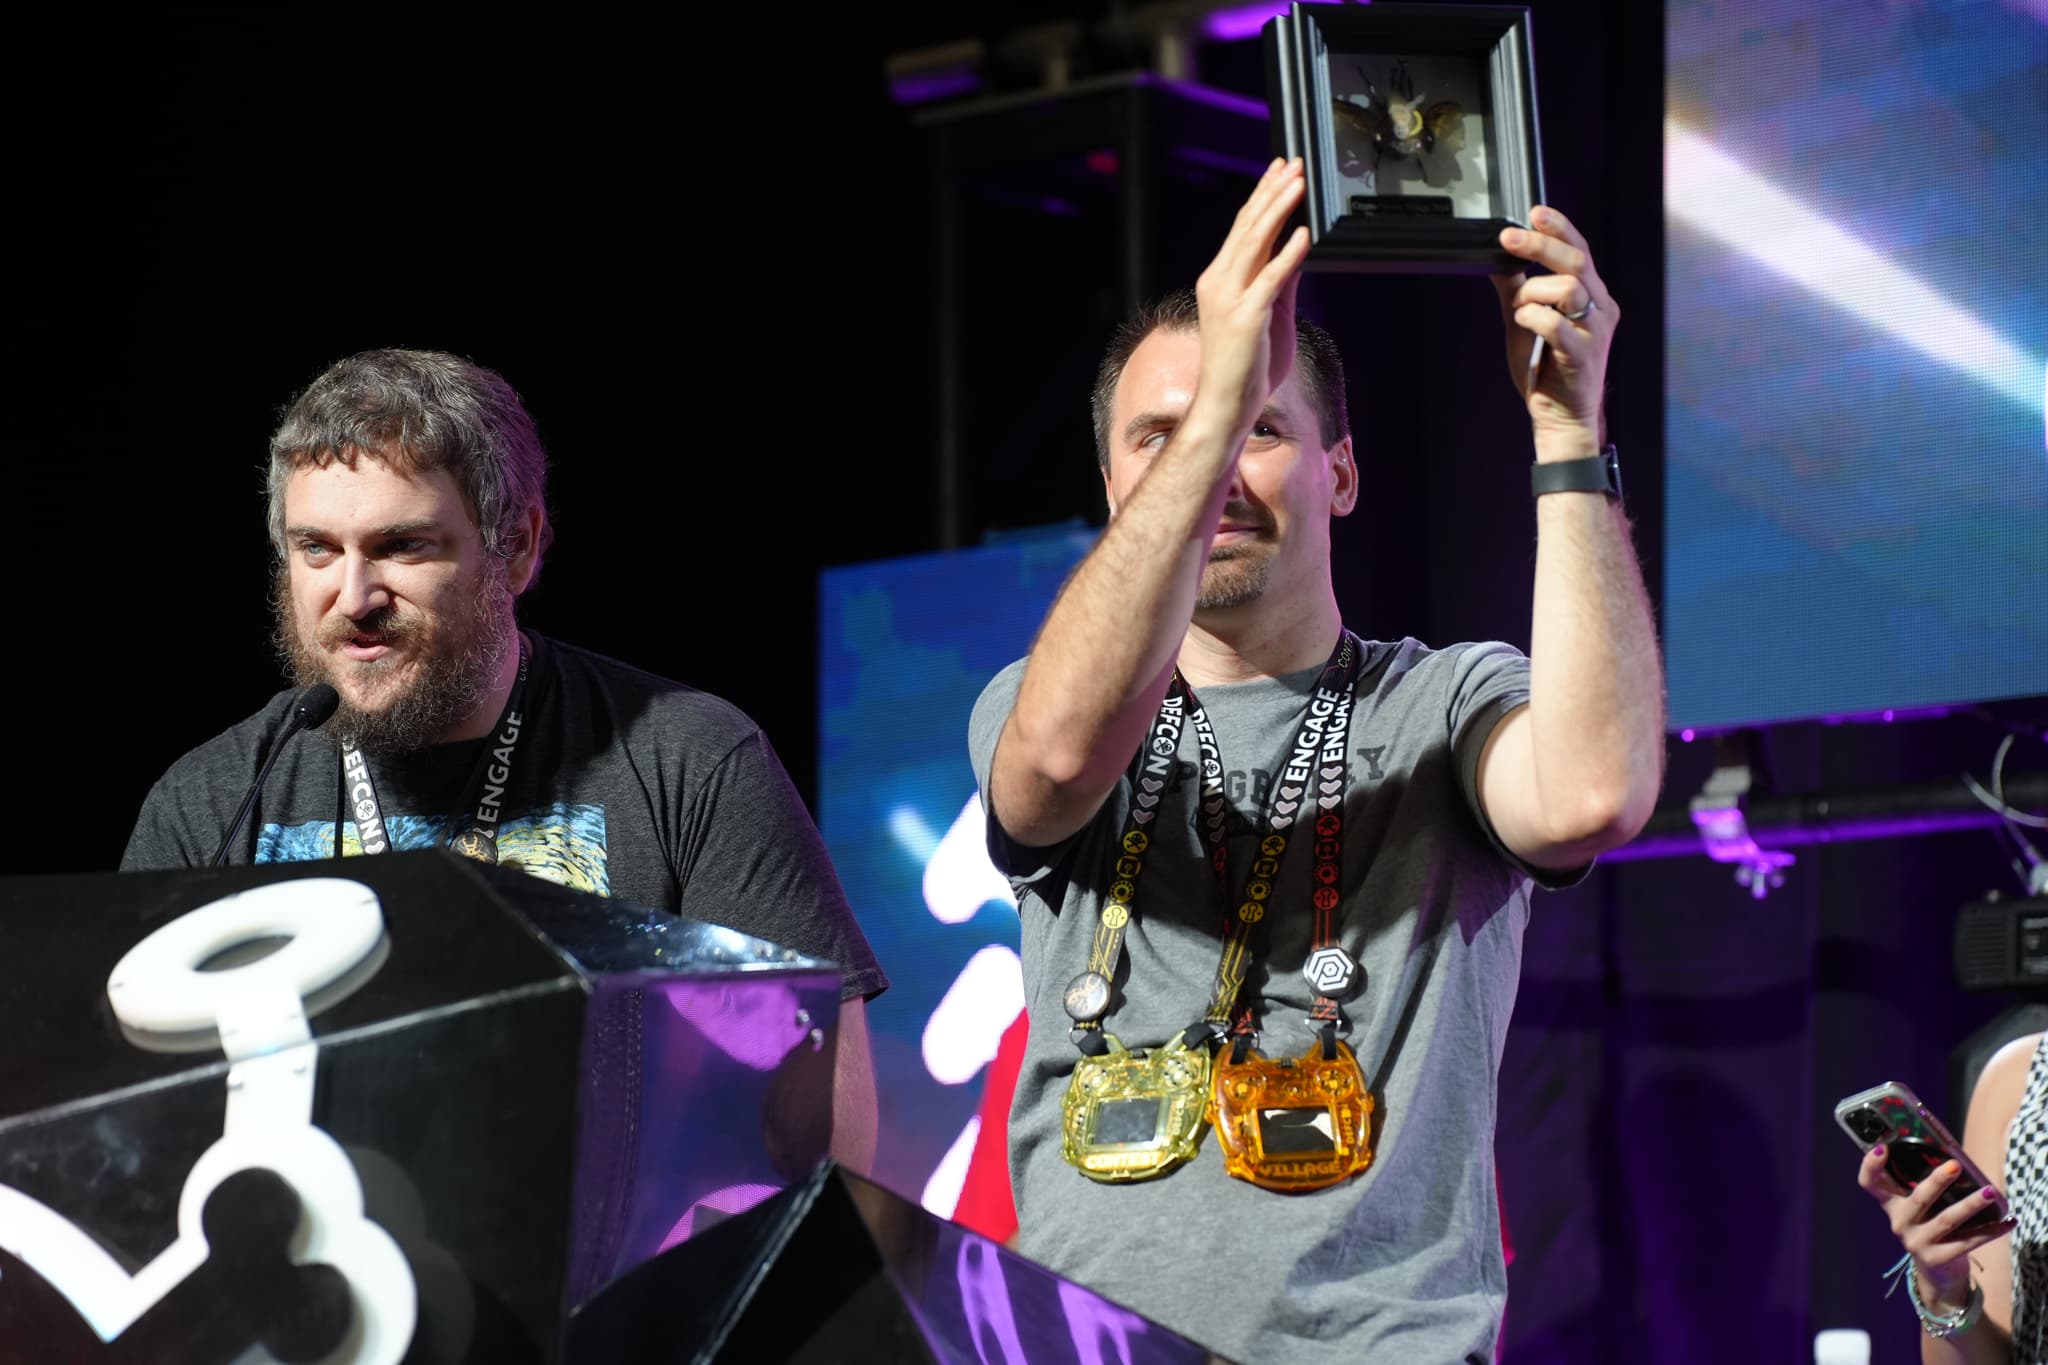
[567,1162,1230,1365]
[0,852,844,1364]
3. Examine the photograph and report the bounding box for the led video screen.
[818,528,1095,1214]
[1664,0,2047,732]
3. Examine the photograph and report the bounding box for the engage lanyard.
[1063,632,1365,1052]
[1055,633,1366,1185]
[1193,644,1379,1195]
[334,641,531,863]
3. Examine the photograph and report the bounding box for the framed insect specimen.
[1263,3,1545,272]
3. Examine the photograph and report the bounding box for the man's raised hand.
[1190,157,1312,444]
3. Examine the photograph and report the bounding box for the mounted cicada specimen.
[1332,59,1466,184]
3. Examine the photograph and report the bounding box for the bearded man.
[121,348,884,1168]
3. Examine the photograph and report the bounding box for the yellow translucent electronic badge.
[1060,1034,1212,1182]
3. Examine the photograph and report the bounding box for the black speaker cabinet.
[0,851,844,1365]
[565,1162,1229,1365]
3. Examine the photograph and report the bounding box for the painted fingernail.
[1981,1186,1999,1200]
[1871,1143,1886,1158]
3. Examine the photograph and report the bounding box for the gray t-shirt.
[123,631,886,1001]
[969,637,1563,1364]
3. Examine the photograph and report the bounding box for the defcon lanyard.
[1062,632,1366,1052]
[334,641,530,864]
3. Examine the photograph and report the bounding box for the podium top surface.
[469,861,839,979]
[0,851,840,1127]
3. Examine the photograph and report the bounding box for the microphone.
[211,683,342,867]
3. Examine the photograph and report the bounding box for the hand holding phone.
[1835,1081,2010,1237]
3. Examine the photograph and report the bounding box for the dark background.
[13,1,1667,833]
[10,6,2044,1361]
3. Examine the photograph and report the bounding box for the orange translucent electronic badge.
[1209,1036,1376,1192]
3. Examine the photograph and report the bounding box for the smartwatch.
[1531,444,1622,500]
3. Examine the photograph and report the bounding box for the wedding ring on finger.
[1560,297,1597,323]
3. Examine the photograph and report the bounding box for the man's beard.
[273,566,516,757]
[1196,542,1274,611]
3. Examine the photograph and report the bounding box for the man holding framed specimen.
[967,143,1661,1363]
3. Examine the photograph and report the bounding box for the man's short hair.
[266,349,554,588]
[1089,288,1351,469]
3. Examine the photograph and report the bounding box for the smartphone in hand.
[1834,1081,2009,1234]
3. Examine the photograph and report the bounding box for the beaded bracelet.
[1882,1252,1983,1338]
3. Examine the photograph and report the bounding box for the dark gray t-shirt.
[122,631,886,1001]
[969,637,1563,1364]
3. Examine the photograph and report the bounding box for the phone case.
[1834,1081,2009,1233]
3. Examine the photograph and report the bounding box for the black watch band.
[1531,444,1621,500]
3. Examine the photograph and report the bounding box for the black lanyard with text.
[1062,632,1364,1054]
[334,642,531,864]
